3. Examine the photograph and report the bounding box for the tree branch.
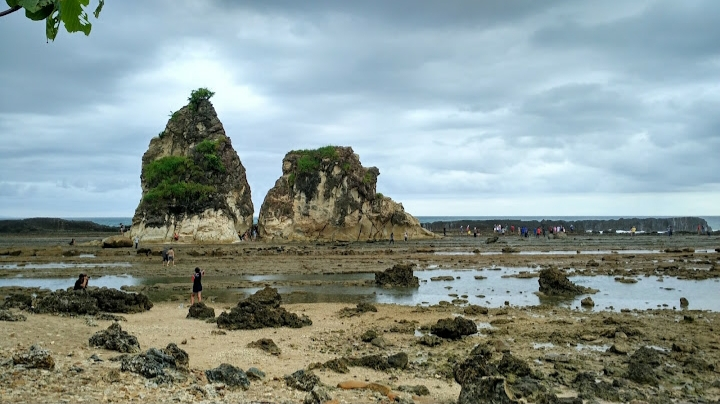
[0,6,22,17]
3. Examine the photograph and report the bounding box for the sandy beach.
[1,231,719,403]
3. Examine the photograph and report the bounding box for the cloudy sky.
[1,0,719,218]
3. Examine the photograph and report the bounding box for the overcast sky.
[1,0,719,218]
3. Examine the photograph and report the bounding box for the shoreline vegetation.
[1,225,719,403]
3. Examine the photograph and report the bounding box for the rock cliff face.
[258,146,434,241]
[130,97,253,243]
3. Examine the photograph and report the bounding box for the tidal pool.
[0,262,131,270]
[2,268,718,312]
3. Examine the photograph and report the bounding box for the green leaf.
[92,0,102,18]
[59,0,91,36]
[6,0,21,8]
[16,0,52,12]
[45,8,60,41]
[24,3,53,20]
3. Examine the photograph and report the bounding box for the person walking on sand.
[167,248,175,266]
[162,247,168,266]
[133,236,139,249]
[404,231,408,242]
[190,267,205,305]
[389,232,394,244]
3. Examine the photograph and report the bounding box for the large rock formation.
[130,90,253,243]
[258,146,435,241]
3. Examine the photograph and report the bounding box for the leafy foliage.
[363,171,374,184]
[195,139,225,173]
[142,152,221,212]
[4,0,104,42]
[376,192,384,200]
[290,146,339,174]
[188,87,215,111]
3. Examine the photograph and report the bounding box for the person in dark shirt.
[74,273,89,290]
[190,267,205,305]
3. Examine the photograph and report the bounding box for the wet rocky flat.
[0,231,719,403]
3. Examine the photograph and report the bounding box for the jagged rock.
[216,287,312,330]
[205,363,250,390]
[486,235,499,244]
[309,358,350,374]
[0,309,26,321]
[431,316,478,339]
[464,305,489,315]
[90,288,153,314]
[246,367,266,380]
[12,345,54,369]
[102,236,133,248]
[89,322,141,353]
[304,385,332,404]
[418,334,443,347]
[130,95,253,243]
[95,313,127,322]
[2,293,33,310]
[285,369,321,392]
[34,290,100,315]
[258,146,435,241]
[398,385,430,396]
[458,376,520,404]
[375,263,419,287]
[581,297,595,307]
[572,372,621,401]
[387,352,408,369]
[338,302,377,317]
[371,337,387,349]
[247,338,281,355]
[538,267,594,296]
[120,343,189,383]
[187,302,215,319]
[346,353,408,371]
[680,297,689,307]
[360,329,378,342]
[626,346,662,386]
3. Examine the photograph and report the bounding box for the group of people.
[162,247,175,266]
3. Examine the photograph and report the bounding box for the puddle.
[532,342,555,349]
[433,252,476,256]
[0,262,131,269]
[575,343,610,352]
[79,254,96,258]
[0,274,140,291]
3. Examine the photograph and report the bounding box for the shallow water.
[2,267,718,312]
[0,262,132,269]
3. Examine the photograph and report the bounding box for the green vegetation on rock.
[188,87,215,111]
[291,146,339,174]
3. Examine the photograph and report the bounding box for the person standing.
[133,236,139,249]
[403,231,408,242]
[167,248,175,266]
[389,232,394,244]
[190,267,205,305]
[443,226,446,236]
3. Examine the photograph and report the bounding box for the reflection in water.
[2,268,719,312]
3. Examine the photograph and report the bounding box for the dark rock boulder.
[34,290,99,315]
[387,352,408,369]
[458,376,520,404]
[89,322,141,353]
[187,302,215,320]
[2,293,33,310]
[398,385,430,396]
[246,367,266,380]
[454,344,494,386]
[216,287,312,330]
[0,309,27,321]
[431,316,478,339]
[285,369,321,392]
[89,288,153,314]
[464,304,489,315]
[12,345,55,369]
[338,302,377,318]
[120,343,189,383]
[486,235,499,244]
[360,329,378,342]
[309,358,350,374]
[304,385,332,404]
[418,334,443,347]
[626,346,662,386]
[580,297,594,307]
[102,236,133,248]
[205,363,250,390]
[247,338,281,355]
[375,263,419,287]
[538,267,594,296]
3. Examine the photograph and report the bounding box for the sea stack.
[258,146,435,241]
[130,89,253,243]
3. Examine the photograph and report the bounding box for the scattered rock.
[501,247,519,253]
[0,309,27,321]
[464,305,489,315]
[387,352,408,369]
[608,343,630,355]
[187,302,215,320]
[12,345,54,369]
[247,338,281,355]
[210,330,226,335]
[671,341,696,353]
[338,302,377,318]
[398,384,430,396]
[614,277,638,284]
[430,276,455,281]
[309,358,350,374]
[586,259,600,267]
[580,297,595,307]
[285,369,320,392]
[246,367,266,380]
[458,376,520,404]
[375,263,419,287]
[418,334,443,347]
[680,297,689,307]
[431,316,478,339]
[626,347,662,386]
[2,293,33,310]
[486,235,499,244]
[360,329,378,342]
[304,385,332,404]
[120,343,189,383]
[33,289,152,315]
[95,313,127,322]
[216,287,312,330]
[538,267,595,296]
[346,353,408,371]
[205,363,250,390]
[370,337,387,349]
[89,322,141,353]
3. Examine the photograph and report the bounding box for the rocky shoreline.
[1,232,719,403]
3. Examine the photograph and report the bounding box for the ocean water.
[415,216,720,231]
[63,216,720,230]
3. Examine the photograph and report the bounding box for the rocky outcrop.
[205,363,250,390]
[102,236,133,248]
[187,302,215,320]
[258,146,435,241]
[425,217,712,233]
[13,345,55,369]
[216,287,312,330]
[89,323,141,353]
[33,289,153,315]
[538,267,595,296]
[375,263,419,287]
[130,92,253,243]
[120,343,189,383]
[431,317,478,340]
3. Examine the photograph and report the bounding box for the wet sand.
[1,231,719,403]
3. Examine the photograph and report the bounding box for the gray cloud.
[1,0,719,218]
